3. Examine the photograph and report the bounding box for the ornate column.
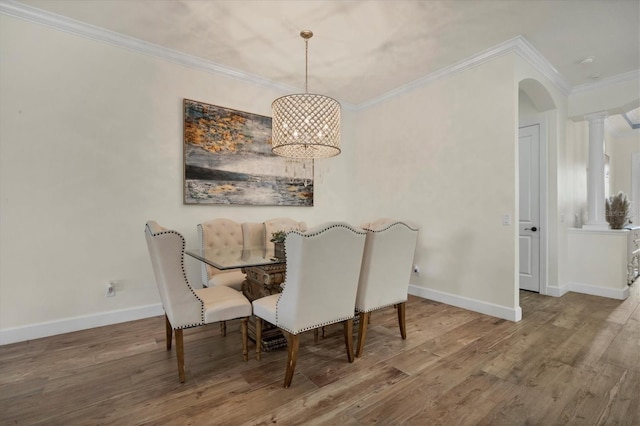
[583,111,609,229]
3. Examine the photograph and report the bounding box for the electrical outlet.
[106,281,116,297]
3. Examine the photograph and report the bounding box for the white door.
[519,125,540,292]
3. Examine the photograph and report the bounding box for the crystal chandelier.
[272,30,341,159]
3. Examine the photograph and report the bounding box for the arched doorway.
[518,78,556,297]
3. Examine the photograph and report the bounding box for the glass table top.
[185,248,285,270]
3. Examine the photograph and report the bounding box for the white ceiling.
[10,0,640,107]
[606,106,640,137]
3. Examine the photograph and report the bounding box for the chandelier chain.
[305,38,309,93]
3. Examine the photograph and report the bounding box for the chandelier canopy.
[271,30,341,159]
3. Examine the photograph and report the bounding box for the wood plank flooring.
[1,284,638,425]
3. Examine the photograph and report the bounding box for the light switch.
[502,214,511,226]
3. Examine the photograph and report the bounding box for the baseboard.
[0,303,164,345]
[408,285,522,322]
[560,282,630,300]
[546,283,571,297]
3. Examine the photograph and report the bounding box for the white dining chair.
[355,219,419,357]
[197,218,246,291]
[145,221,252,383]
[252,222,366,388]
[263,217,307,259]
[197,218,248,336]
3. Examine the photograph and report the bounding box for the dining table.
[185,248,288,350]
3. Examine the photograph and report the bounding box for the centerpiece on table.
[270,230,287,260]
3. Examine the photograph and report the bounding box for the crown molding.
[571,69,640,95]
[1,1,573,110]
[357,36,572,110]
[512,36,572,95]
[0,1,299,93]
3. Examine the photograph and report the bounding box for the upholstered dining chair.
[355,219,419,358]
[197,218,247,336]
[145,221,252,383]
[197,218,245,291]
[252,222,367,388]
[263,217,307,259]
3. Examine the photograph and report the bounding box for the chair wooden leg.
[313,326,327,342]
[175,328,185,383]
[240,317,248,361]
[220,321,227,337]
[255,317,262,360]
[356,311,370,358]
[165,315,173,350]
[397,302,407,339]
[283,331,300,388]
[343,318,355,363]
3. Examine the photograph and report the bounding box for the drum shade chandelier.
[271,30,341,159]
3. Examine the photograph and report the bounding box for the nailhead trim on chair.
[275,222,366,335]
[197,223,209,287]
[285,222,367,240]
[277,316,355,335]
[146,224,205,330]
[357,301,406,314]
[362,220,419,233]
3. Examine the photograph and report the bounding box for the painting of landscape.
[183,99,313,206]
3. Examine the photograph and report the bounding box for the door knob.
[525,226,537,232]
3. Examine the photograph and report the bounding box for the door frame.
[518,114,548,296]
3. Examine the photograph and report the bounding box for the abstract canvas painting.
[183,99,313,206]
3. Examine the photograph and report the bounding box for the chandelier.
[271,30,341,159]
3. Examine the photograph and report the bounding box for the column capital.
[584,111,608,122]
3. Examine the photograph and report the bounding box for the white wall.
[0,15,355,342]
[352,54,520,319]
[567,229,630,299]
[565,121,589,229]
[3,14,540,342]
[518,91,540,126]
[7,10,633,343]
[606,130,640,200]
[554,118,588,294]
